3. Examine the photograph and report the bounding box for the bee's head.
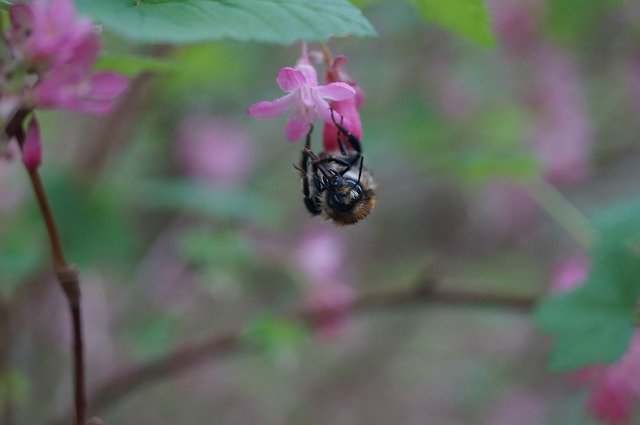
[325,175,363,212]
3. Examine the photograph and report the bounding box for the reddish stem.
[6,110,86,425]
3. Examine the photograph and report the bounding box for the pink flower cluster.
[295,224,355,339]
[551,255,640,424]
[247,44,362,146]
[1,0,129,170]
[488,0,593,186]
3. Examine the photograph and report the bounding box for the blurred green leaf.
[242,315,309,361]
[95,53,176,77]
[45,173,138,268]
[546,0,622,43]
[137,179,280,224]
[412,0,495,47]
[127,313,179,359]
[0,368,29,405]
[0,221,42,300]
[437,151,539,181]
[536,198,640,370]
[76,0,376,44]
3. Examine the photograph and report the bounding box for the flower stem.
[27,171,86,425]
[526,180,595,249]
[5,111,86,425]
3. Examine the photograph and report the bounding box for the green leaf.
[545,0,623,44]
[75,0,376,44]
[535,198,640,371]
[94,53,176,76]
[412,0,495,47]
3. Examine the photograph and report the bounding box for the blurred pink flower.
[551,255,640,424]
[21,116,41,171]
[322,55,363,151]
[295,224,354,339]
[247,47,356,142]
[528,48,593,186]
[5,0,129,116]
[34,68,130,114]
[6,0,94,69]
[487,0,544,54]
[177,115,255,186]
[550,253,589,293]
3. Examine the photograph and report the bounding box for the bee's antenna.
[357,155,364,184]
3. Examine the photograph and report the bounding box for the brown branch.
[6,111,86,425]
[80,283,538,418]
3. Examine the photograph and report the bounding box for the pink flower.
[7,0,95,70]
[247,50,356,142]
[21,116,41,171]
[34,69,129,115]
[295,224,354,339]
[528,48,593,186]
[322,55,363,151]
[5,0,129,115]
[176,115,255,187]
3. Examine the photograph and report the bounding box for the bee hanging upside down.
[297,115,377,226]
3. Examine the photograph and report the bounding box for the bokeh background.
[2,0,640,423]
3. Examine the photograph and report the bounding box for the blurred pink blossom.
[488,0,593,186]
[487,0,544,54]
[34,68,129,114]
[322,55,363,151]
[6,0,95,69]
[3,0,129,115]
[247,46,356,141]
[550,253,590,293]
[295,224,354,339]
[551,255,640,424]
[528,47,593,186]
[177,115,255,187]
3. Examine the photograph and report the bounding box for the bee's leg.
[300,127,322,216]
[312,156,351,168]
[330,108,362,154]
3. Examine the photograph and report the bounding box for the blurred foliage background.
[2,0,640,423]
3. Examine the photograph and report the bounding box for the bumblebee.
[298,115,376,226]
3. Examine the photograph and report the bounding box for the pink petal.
[276,67,306,92]
[285,114,311,142]
[89,72,129,98]
[296,62,318,86]
[50,0,77,28]
[22,116,42,171]
[67,30,101,70]
[247,94,293,119]
[8,4,33,32]
[315,82,356,101]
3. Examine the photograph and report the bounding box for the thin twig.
[5,111,86,425]
[79,284,537,418]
